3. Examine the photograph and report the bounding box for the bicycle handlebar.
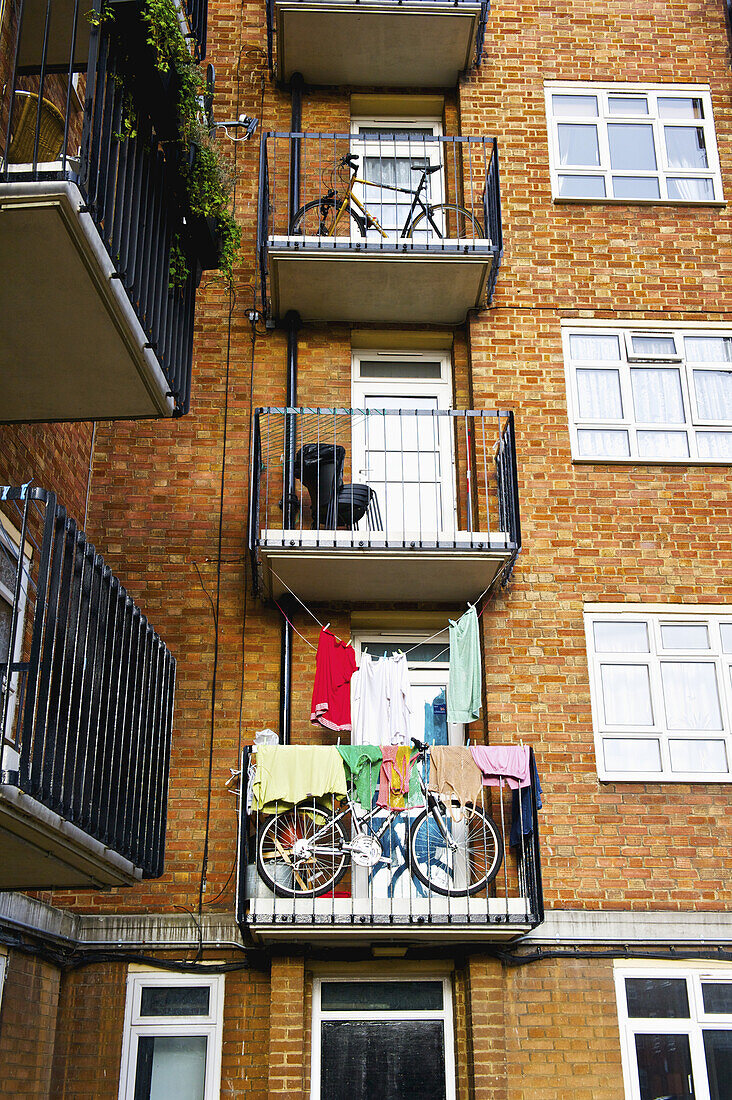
[340,154,359,169]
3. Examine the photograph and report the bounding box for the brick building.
[0,0,731,1094]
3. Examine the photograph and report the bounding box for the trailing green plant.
[168,234,189,290]
[99,0,241,281]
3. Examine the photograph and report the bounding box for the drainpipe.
[279,305,300,745]
[278,75,304,747]
[288,72,304,228]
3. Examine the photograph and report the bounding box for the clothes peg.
[324,622,330,631]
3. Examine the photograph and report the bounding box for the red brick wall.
[0,951,60,1100]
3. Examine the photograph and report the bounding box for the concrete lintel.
[523,909,732,946]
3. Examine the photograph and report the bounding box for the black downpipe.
[288,72,304,228]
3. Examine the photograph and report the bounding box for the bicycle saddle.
[410,164,441,174]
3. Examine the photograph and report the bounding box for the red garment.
[310,628,358,732]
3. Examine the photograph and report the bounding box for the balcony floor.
[246,896,534,945]
[0,784,142,890]
[0,180,176,422]
[266,240,494,324]
[274,2,482,86]
[258,530,513,603]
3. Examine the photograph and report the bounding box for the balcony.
[0,0,208,422]
[0,486,175,889]
[257,133,502,324]
[248,407,521,605]
[236,746,543,945]
[265,0,489,87]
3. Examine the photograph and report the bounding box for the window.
[585,607,732,781]
[311,975,456,1100]
[0,514,30,762]
[351,350,456,537]
[118,972,224,1100]
[353,630,463,747]
[545,83,723,202]
[563,326,732,462]
[615,965,732,1100]
[350,118,444,243]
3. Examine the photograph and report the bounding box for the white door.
[350,118,444,244]
[351,352,456,541]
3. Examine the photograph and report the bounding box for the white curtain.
[697,432,732,459]
[577,429,630,457]
[669,738,729,774]
[601,664,654,726]
[629,334,677,357]
[693,370,732,420]
[667,176,714,201]
[661,662,722,730]
[569,334,620,361]
[685,337,732,363]
[637,430,689,458]
[631,367,684,423]
[576,369,623,419]
[664,126,708,169]
[557,123,600,166]
[144,1036,207,1100]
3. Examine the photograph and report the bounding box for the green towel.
[337,745,382,810]
[447,605,482,724]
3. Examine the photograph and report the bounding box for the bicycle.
[289,153,486,241]
[255,738,504,899]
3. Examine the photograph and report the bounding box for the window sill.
[571,456,732,467]
[553,197,726,208]
[599,772,732,784]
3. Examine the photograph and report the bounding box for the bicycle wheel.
[289,199,366,237]
[408,800,503,897]
[407,203,485,240]
[256,806,349,898]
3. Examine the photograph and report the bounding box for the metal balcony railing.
[249,407,520,595]
[264,0,490,78]
[257,132,503,316]
[0,487,175,878]
[0,0,203,415]
[236,745,543,938]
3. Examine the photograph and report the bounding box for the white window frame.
[118,971,224,1100]
[0,950,7,1011]
[545,81,724,204]
[349,117,445,242]
[585,605,732,782]
[0,513,31,766]
[563,322,732,463]
[351,349,457,538]
[311,973,456,1100]
[353,629,464,746]
[615,962,732,1100]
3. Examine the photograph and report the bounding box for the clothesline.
[270,564,492,663]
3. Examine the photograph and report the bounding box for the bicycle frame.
[328,167,446,241]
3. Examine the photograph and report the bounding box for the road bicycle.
[289,152,486,241]
[255,738,504,899]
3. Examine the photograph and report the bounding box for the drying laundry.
[428,745,484,815]
[386,652,414,745]
[510,754,543,848]
[470,745,531,789]
[351,654,390,745]
[351,652,414,745]
[337,744,382,811]
[377,745,412,810]
[310,627,358,731]
[447,605,482,724]
[251,745,347,813]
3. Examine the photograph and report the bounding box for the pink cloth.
[310,629,358,732]
[470,746,530,789]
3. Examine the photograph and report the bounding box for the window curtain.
[577,429,630,457]
[631,368,684,423]
[693,371,732,421]
[664,126,708,169]
[557,123,600,166]
[569,334,620,360]
[661,662,722,730]
[601,664,654,726]
[576,369,623,419]
[685,337,732,363]
[637,430,689,458]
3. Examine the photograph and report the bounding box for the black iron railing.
[256,132,503,315]
[0,487,175,877]
[248,407,520,591]
[0,0,206,415]
[236,745,542,936]
[264,0,490,78]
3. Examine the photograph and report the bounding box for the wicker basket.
[7,91,65,164]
